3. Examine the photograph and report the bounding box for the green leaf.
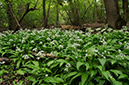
[70,73,81,84]
[90,70,95,77]
[16,60,21,69]
[81,73,88,85]
[17,69,25,75]
[88,81,94,85]
[0,70,8,76]
[87,47,95,55]
[26,76,36,82]
[85,62,89,70]
[98,59,106,66]
[19,81,24,85]
[28,54,34,58]
[110,60,117,65]
[65,71,78,79]
[32,61,39,67]
[56,59,68,64]
[110,77,122,85]
[97,66,103,71]
[50,63,59,69]
[76,62,84,70]
[110,70,122,77]
[102,71,110,81]
[44,77,64,83]
[118,74,128,79]
[84,42,92,48]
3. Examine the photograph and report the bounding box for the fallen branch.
[30,51,58,58]
[0,57,13,65]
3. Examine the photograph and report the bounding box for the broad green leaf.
[110,70,122,77]
[44,77,64,83]
[56,59,68,63]
[85,62,89,70]
[26,76,36,82]
[102,71,110,81]
[81,73,88,85]
[110,60,117,65]
[17,69,25,75]
[70,73,81,84]
[16,60,21,69]
[65,71,78,79]
[28,54,34,58]
[84,42,92,48]
[112,39,117,43]
[50,63,59,69]
[0,70,8,76]
[89,81,94,85]
[87,47,95,55]
[110,77,122,85]
[19,81,24,85]
[98,59,106,66]
[97,66,103,71]
[90,70,95,77]
[76,62,84,70]
[32,61,39,67]
[98,80,105,85]
[118,74,128,79]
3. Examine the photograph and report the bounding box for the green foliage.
[0,26,129,84]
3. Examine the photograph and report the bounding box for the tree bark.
[56,4,59,25]
[43,0,51,28]
[7,1,22,30]
[104,0,126,29]
[94,0,99,22]
[122,0,128,22]
[43,0,46,27]
[5,0,16,30]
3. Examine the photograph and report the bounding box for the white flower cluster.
[32,48,38,52]
[124,43,129,49]
[47,61,54,67]
[50,40,56,45]
[16,47,23,52]
[72,43,80,49]
[36,50,45,59]
[22,54,29,59]
[58,45,63,49]
[50,51,58,56]
[64,63,71,72]
[0,61,5,64]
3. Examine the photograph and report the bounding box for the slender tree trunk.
[56,4,59,25]
[94,0,99,22]
[123,0,128,23]
[5,0,16,30]
[43,0,47,28]
[43,0,51,28]
[104,0,126,29]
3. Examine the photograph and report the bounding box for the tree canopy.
[0,0,128,31]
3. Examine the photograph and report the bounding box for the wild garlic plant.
[0,26,129,84]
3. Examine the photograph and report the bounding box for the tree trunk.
[43,0,47,28]
[94,0,99,23]
[56,4,59,25]
[43,0,51,28]
[122,0,128,22]
[104,0,126,29]
[5,0,16,30]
